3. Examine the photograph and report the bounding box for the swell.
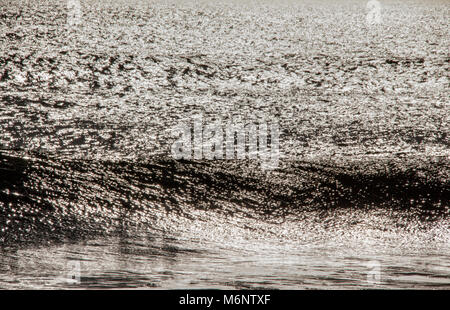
[1,49,448,98]
[0,150,448,246]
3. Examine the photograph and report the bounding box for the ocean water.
[0,0,449,289]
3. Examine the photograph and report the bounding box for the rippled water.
[0,0,449,289]
[1,229,450,289]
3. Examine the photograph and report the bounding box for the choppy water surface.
[0,0,449,289]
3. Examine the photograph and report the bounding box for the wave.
[0,150,448,246]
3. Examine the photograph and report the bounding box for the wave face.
[1,151,448,246]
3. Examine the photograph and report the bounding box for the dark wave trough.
[1,151,448,246]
